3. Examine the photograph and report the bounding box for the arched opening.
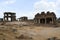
[46,18,52,24]
[40,18,45,24]
[8,14,11,16]
[5,17,7,21]
[36,19,39,23]
[5,14,7,16]
[8,17,11,21]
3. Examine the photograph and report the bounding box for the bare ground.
[0,22,60,40]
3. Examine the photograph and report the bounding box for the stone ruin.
[0,11,57,26]
[34,11,56,24]
[18,16,28,21]
[3,12,16,22]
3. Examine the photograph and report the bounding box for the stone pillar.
[45,18,46,24]
[39,19,40,24]
[40,18,41,23]
[52,18,53,24]
[35,19,37,23]
[34,19,35,23]
[36,19,38,23]
[7,17,8,21]
[7,14,8,21]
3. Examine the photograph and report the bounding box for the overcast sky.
[0,0,60,19]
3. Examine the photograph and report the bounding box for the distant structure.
[18,16,28,21]
[34,11,56,24]
[4,12,16,22]
[0,18,3,22]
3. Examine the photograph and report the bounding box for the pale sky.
[0,0,60,19]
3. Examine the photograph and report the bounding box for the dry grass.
[0,22,60,40]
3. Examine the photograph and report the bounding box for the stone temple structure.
[34,11,56,24]
[4,12,16,22]
[18,16,28,21]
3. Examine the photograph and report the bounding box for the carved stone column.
[52,18,53,24]
[39,19,40,24]
[45,18,46,24]
[35,19,37,23]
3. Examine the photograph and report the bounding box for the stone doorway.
[46,18,52,24]
[8,17,11,21]
[40,18,45,24]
